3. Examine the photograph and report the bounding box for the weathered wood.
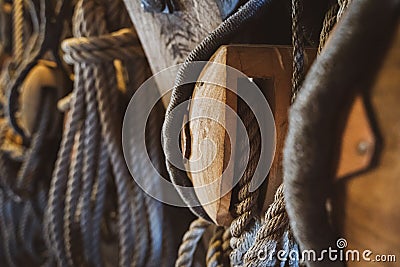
[332,24,400,267]
[123,0,222,106]
[187,48,237,225]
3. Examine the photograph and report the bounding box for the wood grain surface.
[123,0,221,106]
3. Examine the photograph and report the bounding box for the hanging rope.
[12,0,24,63]
[337,0,352,21]
[0,1,63,265]
[45,0,175,266]
[176,218,211,267]
[235,1,306,266]
[206,227,232,267]
[291,0,305,102]
[229,98,261,267]
[243,185,299,267]
[318,3,339,53]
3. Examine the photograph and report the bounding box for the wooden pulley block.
[19,60,66,137]
[185,45,376,226]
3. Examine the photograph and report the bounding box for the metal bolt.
[357,140,370,155]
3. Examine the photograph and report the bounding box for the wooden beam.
[123,0,222,106]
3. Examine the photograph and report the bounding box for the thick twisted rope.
[207,226,232,267]
[208,227,232,266]
[243,185,300,267]
[46,0,134,265]
[229,99,261,267]
[207,227,224,267]
[222,227,232,264]
[62,28,144,64]
[176,218,210,267]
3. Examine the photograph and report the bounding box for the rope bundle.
[1,1,190,266]
[0,1,61,265]
[44,0,176,266]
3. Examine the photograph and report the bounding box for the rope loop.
[62,28,144,64]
